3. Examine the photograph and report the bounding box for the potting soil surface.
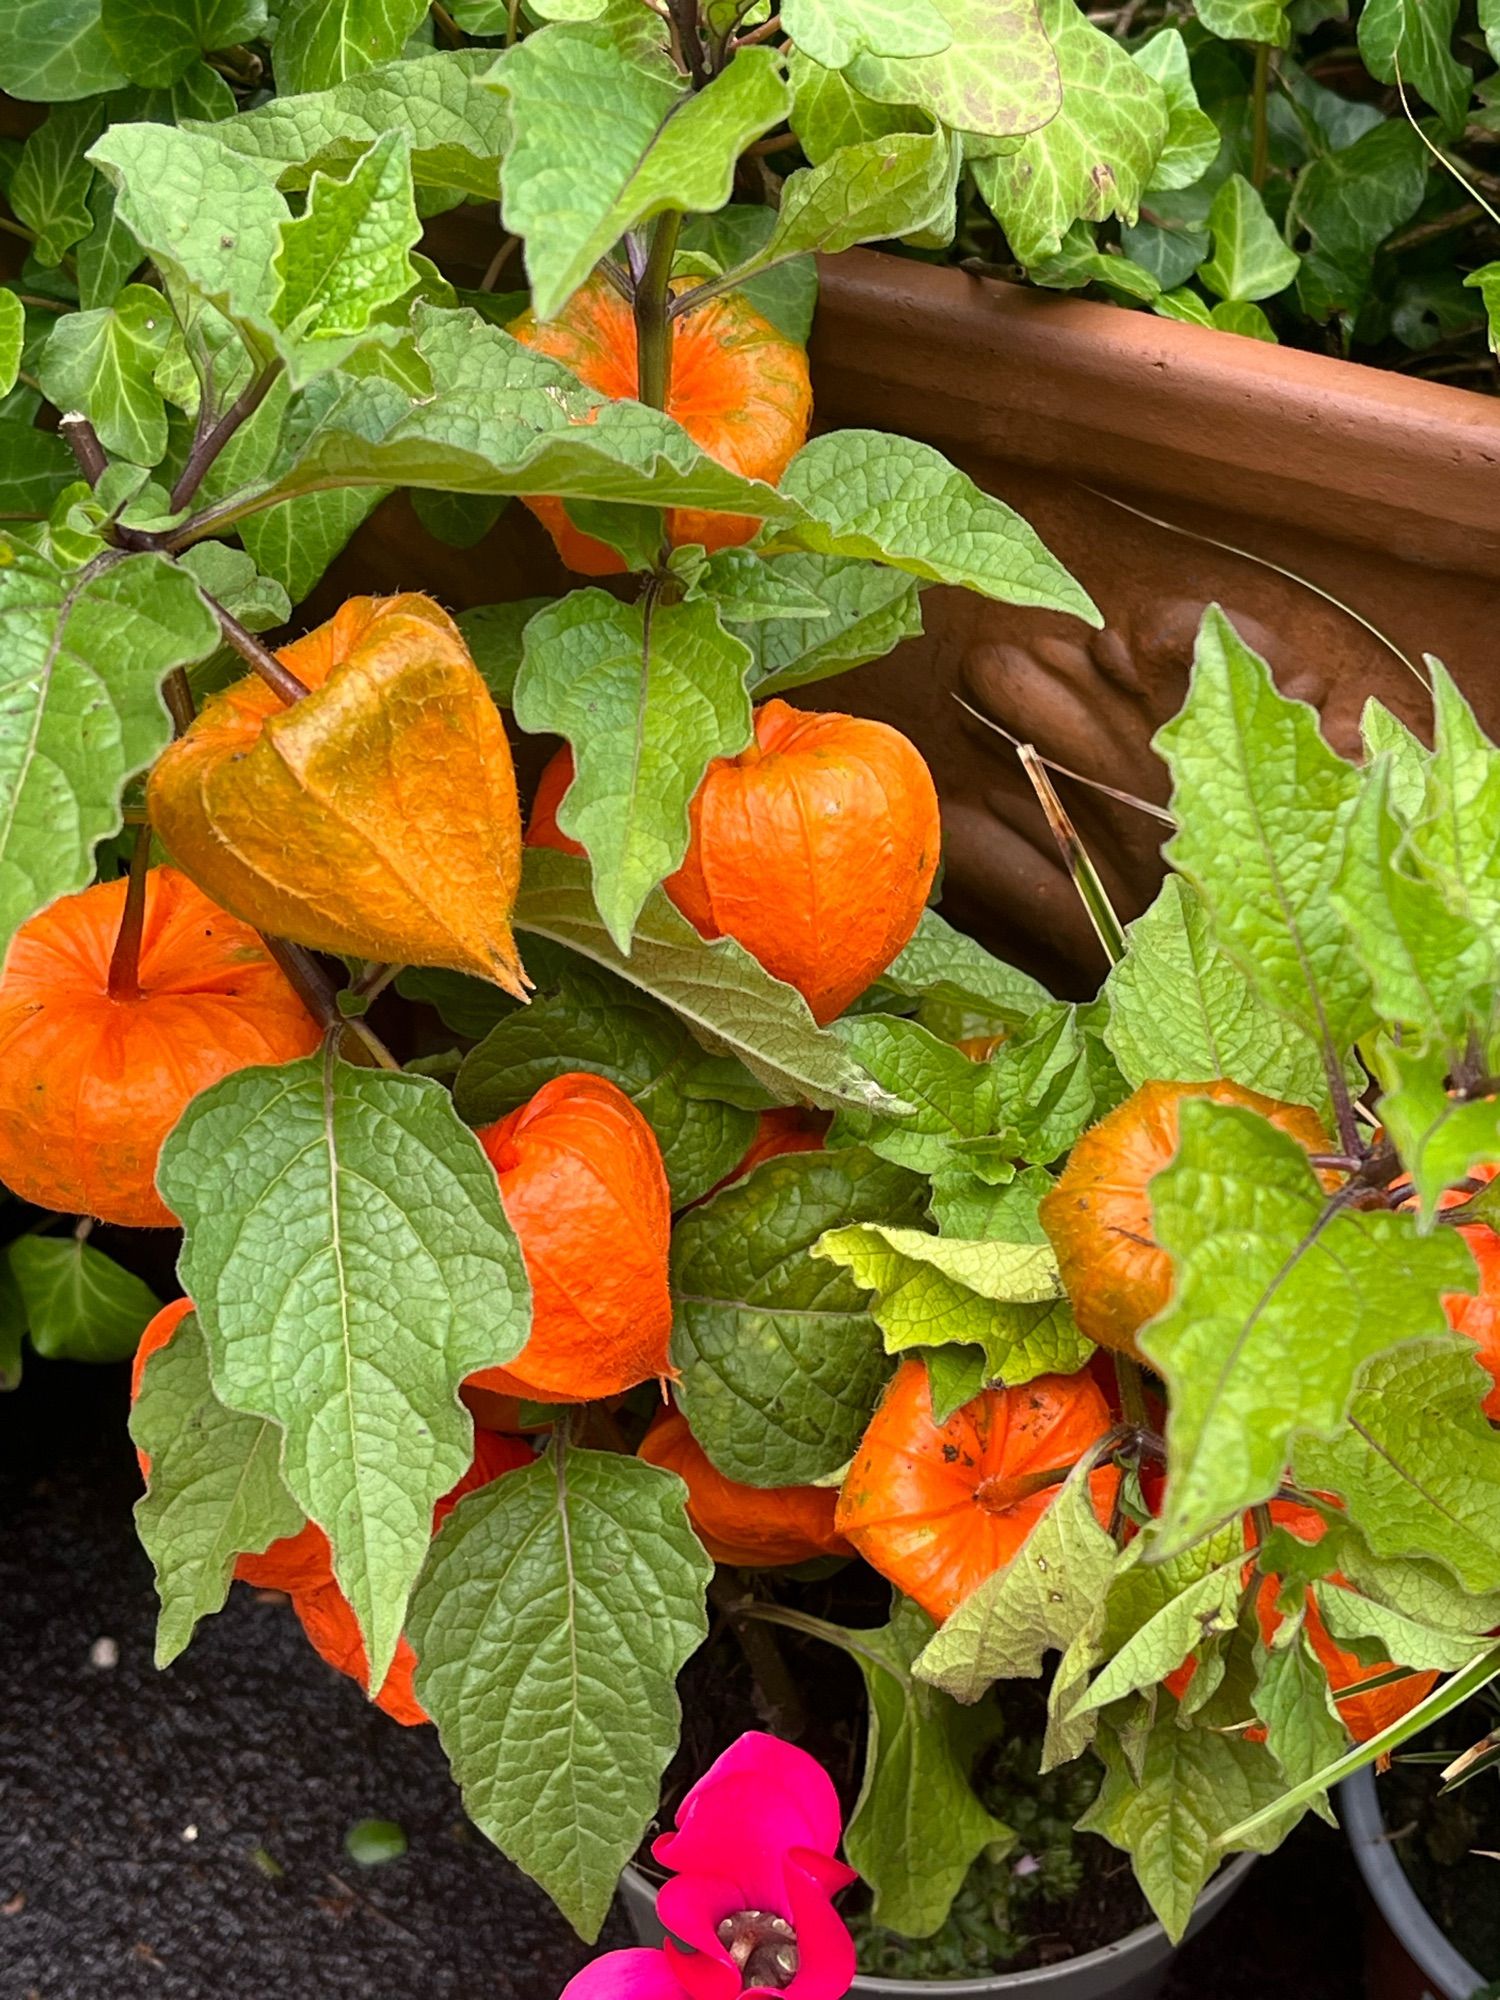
[1,1356,1367,2000]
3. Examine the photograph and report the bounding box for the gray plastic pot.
[617,1852,1256,2000]
[1341,1767,1486,2000]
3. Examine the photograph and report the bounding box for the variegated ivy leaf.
[101,0,266,89]
[1357,0,1469,138]
[1136,29,1218,195]
[272,0,430,96]
[782,0,951,69]
[1193,0,1290,44]
[37,283,172,467]
[0,0,128,100]
[845,0,1061,142]
[1198,175,1300,304]
[10,99,105,266]
[0,294,23,403]
[160,1053,532,1690]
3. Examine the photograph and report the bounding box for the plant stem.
[260,935,401,1070]
[212,600,311,704]
[1017,742,1128,967]
[1113,1353,1150,1431]
[59,412,108,488]
[707,1576,809,1739]
[665,0,709,86]
[634,212,682,410]
[106,821,154,1002]
[162,668,197,738]
[168,359,284,515]
[1251,43,1271,190]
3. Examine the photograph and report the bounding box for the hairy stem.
[260,934,401,1070]
[162,667,197,739]
[106,821,154,1002]
[634,211,682,410]
[212,600,311,703]
[168,359,284,515]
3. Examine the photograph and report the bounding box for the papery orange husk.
[835,1358,1120,1624]
[639,1406,851,1568]
[148,594,528,993]
[508,274,812,575]
[529,701,940,1025]
[465,1072,673,1404]
[0,868,321,1229]
[1040,1080,1331,1364]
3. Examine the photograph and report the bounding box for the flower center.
[716,1909,799,1990]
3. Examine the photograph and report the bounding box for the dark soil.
[1,1352,1365,2000]
[1381,1702,1500,1980]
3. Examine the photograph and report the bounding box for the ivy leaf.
[130,1311,305,1667]
[513,591,753,954]
[10,100,105,268]
[1143,1100,1475,1557]
[1155,606,1370,1056]
[971,0,1169,265]
[0,545,219,963]
[0,422,76,523]
[915,1462,1118,1703]
[671,1148,928,1486]
[0,0,128,100]
[101,0,266,88]
[814,1225,1093,1389]
[1079,1712,1290,1942]
[8,1233,160,1363]
[1288,122,1427,323]
[1357,0,1468,136]
[782,0,951,68]
[729,124,959,278]
[408,1444,711,1942]
[880,908,1052,1034]
[1294,1341,1500,1596]
[787,49,923,163]
[492,28,788,320]
[830,1015,998,1174]
[1103,876,1342,1116]
[454,941,758,1207]
[0,294,22,402]
[737,556,923,696]
[38,284,172,467]
[76,178,143,309]
[159,1054,532,1691]
[273,0,429,94]
[1137,30,1219,194]
[1193,0,1291,43]
[843,1598,1009,1939]
[845,0,1061,142]
[773,431,1098,623]
[1199,174,1300,302]
[1467,263,1500,356]
[513,849,901,1114]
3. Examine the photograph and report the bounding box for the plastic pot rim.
[1340,1765,1486,2000]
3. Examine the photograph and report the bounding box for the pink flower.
[562,1733,857,2000]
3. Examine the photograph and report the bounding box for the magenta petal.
[559,1949,693,2000]
[661,1733,844,1863]
[780,1852,858,2000]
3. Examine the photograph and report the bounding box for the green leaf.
[1357,0,1468,136]
[915,1460,1117,1702]
[1210,299,1277,341]
[0,0,127,100]
[678,205,819,344]
[1079,1711,1290,1942]
[75,177,143,309]
[344,1817,407,1866]
[830,1015,998,1174]
[773,431,1098,623]
[0,1259,25,1391]
[9,1233,160,1363]
[1143,1100,1475,1556]
[845,0,1062,142]
[814,1224,1093,1386]
[1199,174,1299,303]
[782,0,951,68]
[0,295,22,403]
[1155,606,1370,1054]
[1294,1340,1500,1596]
[1312,1580,1493,1673]
[1252,1627,1349,1799]
[1378,1044,1500,1226]
[273,0,429,94]
[1137,30,1218,194]
[671,1148,928,1486]
[38,284,172,467]
[970,0,1170,265]
[726,123,959,279]
[1103,876,1341,1115]
[408,1443,711,1942]
[880,908,1052,1033]
[130,1310,305,1667]
[693,547,829,622]
[0,422,77,522]
[176,542,292,633]
[456,599,548,709]
[1025,226,1161,302]
[1193,0,1291,44]
[492,28,788,321]
[454,941,757,1207]
[1080,1534,1246,1712]
[0,544,218,963]
[239,486,386,608]
[1288,122,1427,323]
[1410,661,1500,931]
[159,1054,532,1690]
[513,848,902,1113]
[787,49,922,164]
[1467,262,1500,355]
[844,1598,1009,1938]
[513,591,752,954]
[736,555,923,696]
[10,101,105,268]
[102,0,265,88]
[990,999,1127,1164]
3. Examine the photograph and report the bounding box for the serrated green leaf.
[787,49,925,164]
[783,0,950,68]
[1137,29,1218,194]
[0,295,22,403]
[408,1443,711,1942]
[9,1233,160,1363]
[1357,0,1468,136]
[830,1014,998,1174]
[454,941,757,1206]
[1103,876,1343,1115]
[513,591,753,953]
[991,999,1127,1164]
[38,283,172,467]
[1081,1535,1245,1713]
[915,1460,1117,1702]
[695,547,829,622]
[1193,0,1290,41]
[844,1598,1008,1938]
[160,1053,531,1690]
[272,129,421,373]
[102,0,265,88]
[880,908,1052,1033]
[671,1147,927,1486]
[1411,661,1500,932]
[846,0,1061,142]
[1199,174,1299,302]
[239,486,387,608]
[928,1162,1049,1241]
[10,100,105,268]
[176,543,291,632]
[1155,606,1370,1054]
[492,28,787,321]
[737,555,923,696]
[0,544,218,962]
[772,430,1098,622]
[131,1310,305,1667]
[1312,1579,1490,1672]
[0,0,127,101]
[1294,1340,1500,1596]
[814,1224,1093,1386]
[971,0,1169,265]
[513,847,901,1113]
[1143,1100,1475,1556]
[273,0,429,94]
[1288,121,1427,323]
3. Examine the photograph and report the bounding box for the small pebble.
[181,1825,198,1844]
[89,1637,118,1670]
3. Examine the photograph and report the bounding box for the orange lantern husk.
[640,1406,850,1568]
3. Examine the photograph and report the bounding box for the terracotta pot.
[1341,1769,1486,2000]
[316,240,1500,991]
